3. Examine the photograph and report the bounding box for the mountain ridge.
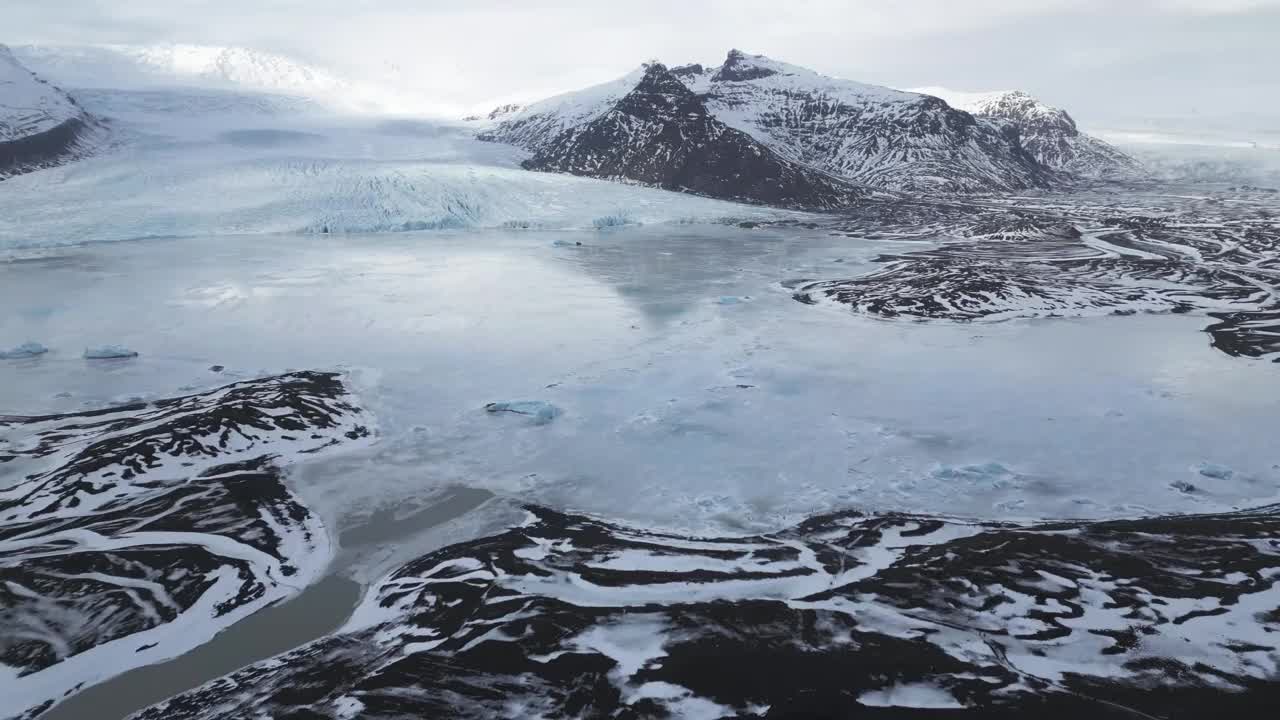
[521,63,868,209]
[484,49,1063,195]
[913,86,1144,179]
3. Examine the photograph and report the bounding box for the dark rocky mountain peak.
[712,48,781,82]
[522,63,866,209]
[669,63,706,79]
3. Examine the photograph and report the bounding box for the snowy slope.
[484,50,1055,194]
[914,87,1144,179]
[477,66,647,149]
[0,45,100,178]
[12,44,442,116]
[0,45,79,140]
[695,51,1053,193]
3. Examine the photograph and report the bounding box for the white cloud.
[2,0,1276,122]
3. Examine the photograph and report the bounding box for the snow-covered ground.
[3,227,1276,546]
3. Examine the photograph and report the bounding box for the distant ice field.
[2,227,1276,537]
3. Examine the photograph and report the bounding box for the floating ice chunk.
[931,462,1019,488]
[84,345,139,359]
[0,342,48,359]
[1197,463,1234,480]
[485,400,562,425]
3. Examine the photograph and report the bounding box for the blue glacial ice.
[84,345,139,360]
[1197,463,1235,480]
[0,342,49,359]
[485,400,562,425]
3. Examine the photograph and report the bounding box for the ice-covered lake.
[4,224,1277,543]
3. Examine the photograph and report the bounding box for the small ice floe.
[716,295,751,305]
[931,462,1020,489]
[1197,463,1235,480]
[84,345,139,360]
[0,342,49,359]
[485,400,562,425]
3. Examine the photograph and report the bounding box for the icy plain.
[4,225,1277,536]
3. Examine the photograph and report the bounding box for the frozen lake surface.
[4,224,1277,541]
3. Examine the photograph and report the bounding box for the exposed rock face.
[689,51,1055,193]
[919,88,1143,179]
[131,504,1280,719]
[0,45,100,180]
[484,50,1060,195]
[522,63,866,209]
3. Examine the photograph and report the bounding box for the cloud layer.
[5,0,1278,125]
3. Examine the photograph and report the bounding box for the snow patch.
[859,682,965,709]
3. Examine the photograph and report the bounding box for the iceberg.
[0,341,49,359]
[1197,463,1235,480]
[485,400,562,425]
[84,344,139,359]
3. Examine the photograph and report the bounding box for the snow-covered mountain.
[522,63,866,209]
[484,50,1056,194]
[0,44,99,179]
[478,66,649,150]
[915,87,1144,180]
[12,44,442,116]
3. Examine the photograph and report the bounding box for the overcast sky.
[5,0,1278,126]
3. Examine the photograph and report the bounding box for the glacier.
[0,51,789,252]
